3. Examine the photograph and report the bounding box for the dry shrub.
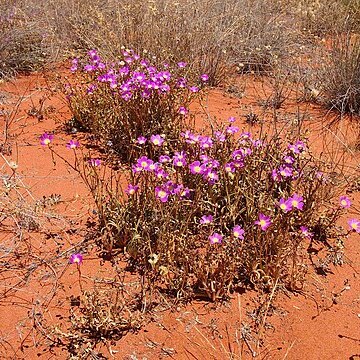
[63,48,207,164]
[292,0,360,36]
[318,32,360,115]
[50,122,349,302]
[0,1,50,78]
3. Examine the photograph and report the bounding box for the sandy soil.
[0,70,359,360]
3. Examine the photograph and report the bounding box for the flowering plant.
[86,123,348,301]
[63,48,208,164]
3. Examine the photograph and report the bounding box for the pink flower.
[200,215,213,225]
[233,225,245,240]
[224,162,236,173]
[348,218,360,233]
[173,152,187,167]
[289,194,304,210]
[150,134,164,146]
[255,213,271,231]
[271,169,281,182]
[279,166,293,178]
[126,184,139,195]
[288,140,306,154]
[88,158,101,167]
[137,136,147,145]
[204,169,219,184]
[209,232,223,244]
[279,198,292,212]
[155,187,169,203]
[69,253,83,265]
[300,226,313,239]
[200,74,209,81]
[189,161,206,175]
[40,133,54,146]
[178,106,188,115]
[226,126,239,134]
[66,139,80,149]
[189,86,199,93]
[339,196,351,209]
[136,156,153,171]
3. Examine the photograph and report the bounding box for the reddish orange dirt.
[0,70,359,360]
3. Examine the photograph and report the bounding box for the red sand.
[0,71,359,359]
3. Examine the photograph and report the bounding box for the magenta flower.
[173,157,186,167]
[209,232,223,244]
[150,134,164,146]
[300,226,313,239]
[189,161,206,175]
[279,166,293,178]
[226,126,239,134]
[69,253,83,265]
[159,155,171,163]
[289,194,304,210]
[228,116,236,123]
[136,156,153,171]
[40,133,54,146]
[339,196,351,209]
[66,139,80,149]
[84,64,95,72]
[88,49,97,58]
[283,156,294,165]
[70,58,78,72]
[199,136,213,149]
[214,131,226,142]
[279,198,292,212]
[178,106,188,115]
[179,187,191,199]
[224,162,236,173]
[200,215,213,225]
[137,136,147,145]
[232,149,244,161]
[189,86,199,93]
[271,169,281,182]
[173,152,187,167]
[234,160,244,169]
[288,140,306,154]
[177,77,187,88]
[180,130,193,140]
[132,164,143,173]
[88,158,101,167]
[178,62,187,68]
[200,74,209,81]
[155,186,169,203]
[240,132,252,140]
[87,84,96,94]
[233,225,245,240]
[295,140,306,153]
[348,218,360,233]
[126,184,139,195]
[204,169,219,184]
[255,213,271,231]
[155,168,169,179]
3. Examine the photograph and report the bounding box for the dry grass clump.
[0,1,50,79]
[291,0,360,36]
[1,0,296,84]
[318,33,360,115]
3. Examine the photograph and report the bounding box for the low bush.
[318,33,360,115]
[46,122,350,302]
[0,3,49,78]
[63,49,208,164]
